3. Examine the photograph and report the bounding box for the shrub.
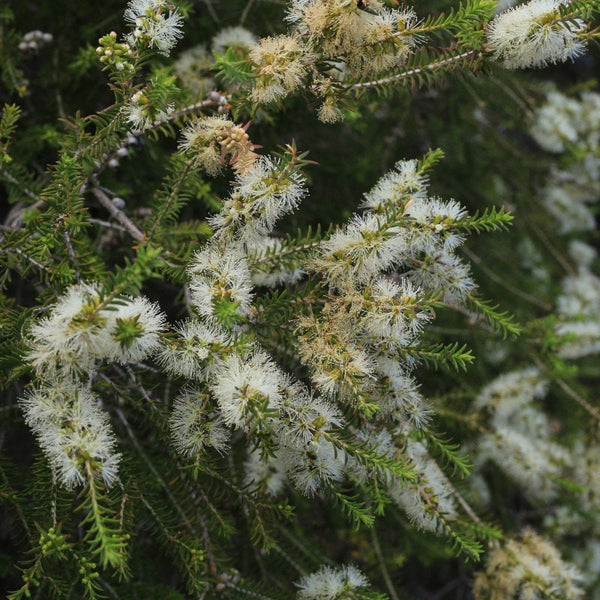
[2,1,600,598]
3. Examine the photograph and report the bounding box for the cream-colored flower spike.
[473,529,584,600]
[487,0,588,69]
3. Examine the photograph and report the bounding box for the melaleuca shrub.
[2,0,600,599]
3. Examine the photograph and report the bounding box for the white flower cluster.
[160,152,472,514]
[555,242,600,359]
[122,88,174,133]
[388,439,458,532]
[242,0,418,119]
[157,319,232,381]
[166,332,348,496]
[286,0,417,78]
[289,158,475,522]
[20,384,121,489]
[169,387,230,456]
[295,564,370,600]
[210,156,308,245]
[159,172,349,495]
[27,283,165,379]
[312,158,474,301]
[19,30,53,53]
[473,368,570,502]
[212,26,257,56]
[173,45,215,97]
[486,0,588,69]
[473,529,584,600]
[543,440,600,597]
[531,91,600,154]
[249,35,316,104]
[210,351,283,429]
[550,441,600,536]
[23,283,166,488]
[187,245,254,321]
[124,0,183,56]
[153,25,257,107]
[530,90,600,234]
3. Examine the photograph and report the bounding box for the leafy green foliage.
[455,206,514,233]
[405,341,475,371]
[467,294,522,338]
[77,476,129,574]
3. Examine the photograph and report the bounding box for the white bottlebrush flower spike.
[104,295,166,364]
[530,90,582,152]
[156,319,231,380]
[477,422,570,502]
[486,0,588,69]
[211,156,307,245]
[212,26,256,55]
[557,269,600,318]
[374,357,431,428]
[296,564,369,599]
[474,367,548,419]
[280,435,345,496]
[312,213,407,288]
[361,158,429,212]
[124,0,183,56]
[20,383,121,489]
[169,387,230,456]
[248,35,313,104]
[276,386,344,447]
[26,283,110,378]
[360,277,431,347]
[209,351,284,429]
[388,440,458,532]
[555,320,600,359]
[286,0,417,78]
[187,244,254,320]
[405,251,475,304]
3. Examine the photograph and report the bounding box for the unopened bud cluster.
[179,116,260,175]
[96,31,135,73]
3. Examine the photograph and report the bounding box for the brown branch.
[90,187,145,242]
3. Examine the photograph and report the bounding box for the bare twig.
[340,50,479,91]
[371,528,400,600]
[87,218,127,232]
[90,187,145,242]
[240,0,256,24]
[532,356,600,423]
[63,229,81,282]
